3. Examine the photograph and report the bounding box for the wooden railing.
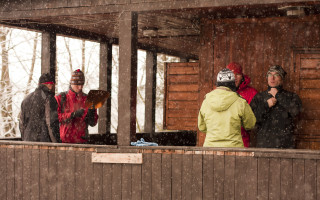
[0,140,319,200]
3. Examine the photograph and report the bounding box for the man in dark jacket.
[250,65,302,148]
[19,73,60,142]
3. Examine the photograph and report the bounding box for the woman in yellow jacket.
[198,68,256,147]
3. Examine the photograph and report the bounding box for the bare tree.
[25,32,39,95]
[0,27,15,136]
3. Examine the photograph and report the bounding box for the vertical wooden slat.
[14,148,23,200]
[198,19,215,146]
[118,11,138,145]
[181,153,192,200]
[6,148,14,200]
[224,154,235,200]
[304,159,316,200]
[257,158,269,200]
[172,154,182,200]
[269,158,280,200]
[75,151,86,200]
[317,160,320,200]
[292,159,305,200]
[213,154,224,200]
[0,147,6,200]
[103,163,113,200]
[142,153,152,200]
[99,42,112,136]
[48,149,57,200]
[30,148,40,200]
[280,159,293,200]
[122,164,132,200]
[203,153,214,200]
[131,163,142,200]
[65,150,75,200]
[192,154,203,199]
[112,164,122,200]
[145,50,157,135]
[246,156,257,200]
[85,151,94,199]
[251,23,266,92]
[56,149,65,200]
[39,148,49,200]
[152,153,161,200]
[93,163,103,200]
[41,32,56,76]
[235,156,247,200]
[22,148,31,200]
[161,154,171,200]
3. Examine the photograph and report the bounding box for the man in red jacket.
[55,69,98,143]
[227,62,258,147]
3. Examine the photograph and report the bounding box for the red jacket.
[237,75,258,147]
[55,89,98,143]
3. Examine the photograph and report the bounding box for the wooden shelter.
[2,1,320,199]
[1,1,320,149]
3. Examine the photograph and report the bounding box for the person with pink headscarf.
[227,62,258,147]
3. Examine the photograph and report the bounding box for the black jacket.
[250,87,302,148]
[19,84,60,142]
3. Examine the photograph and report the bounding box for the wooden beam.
[138,43,199,60]
[0,0,317,19]
[41,32,56,76]
[144,51,157,136]
[0,20,117,43]
[118,11,138,146]
[98,42,112,136]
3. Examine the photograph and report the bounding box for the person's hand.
[72,109,84,118]
[267,97,277,108]
[87,109,95,118]
[268,87,278,97]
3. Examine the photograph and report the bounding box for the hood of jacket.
[238,75,251,91]
[205,87,239,112]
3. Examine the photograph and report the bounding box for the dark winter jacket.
[250,87,302,148]
[19,84,60,142]
[55,89,98,143]
[237,75,258,147]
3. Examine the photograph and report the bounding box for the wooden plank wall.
[164,62,199,130]
[1,142,320,200]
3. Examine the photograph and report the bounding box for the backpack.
[59,91,68,113]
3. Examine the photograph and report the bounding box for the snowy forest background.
[0,26,180,138]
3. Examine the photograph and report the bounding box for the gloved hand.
[87,109,95,118]
[86,109,96,126]
[71,109,84,118]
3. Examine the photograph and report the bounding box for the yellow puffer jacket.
[198,87,256,147]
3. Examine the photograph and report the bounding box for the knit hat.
[39,73,55,84]
[70,69,85,85]
[267,65,287,79]
[216,68,236,91]
[226,62,243,75]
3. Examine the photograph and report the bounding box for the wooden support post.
[99,41,112,136]
[41,32,56,76]
[144,51,157,136]
[118,11,138,146]
[198,19,215,146]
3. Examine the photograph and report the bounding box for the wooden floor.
[0,140,319,200]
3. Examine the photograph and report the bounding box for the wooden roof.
[0,1,319,59]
